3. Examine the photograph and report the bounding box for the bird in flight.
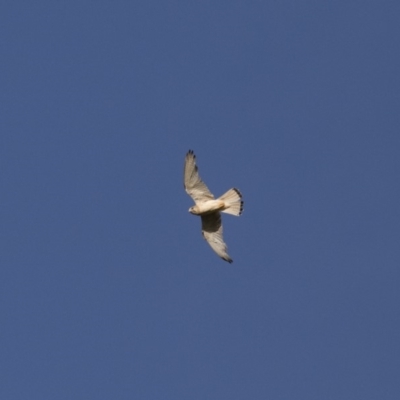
[184,150,243,263]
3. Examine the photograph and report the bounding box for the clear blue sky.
[1,1,399,399]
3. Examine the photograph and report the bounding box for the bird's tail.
[219,188,243,216]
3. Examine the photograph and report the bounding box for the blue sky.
[1,1,399,399]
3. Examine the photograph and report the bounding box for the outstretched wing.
[184,150,214,203]
[201,212,233,263]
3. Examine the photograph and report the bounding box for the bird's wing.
[184,150,214,203]
[201,212,232,263]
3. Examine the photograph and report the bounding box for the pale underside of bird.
[184,150,243,263]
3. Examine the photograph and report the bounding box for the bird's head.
[189,205,199,215]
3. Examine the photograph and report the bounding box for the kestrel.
[184,150,243,263]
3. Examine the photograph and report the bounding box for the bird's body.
[184,150,243,263]
[189,200,225,215]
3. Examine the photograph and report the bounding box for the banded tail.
[219,188,244,216]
